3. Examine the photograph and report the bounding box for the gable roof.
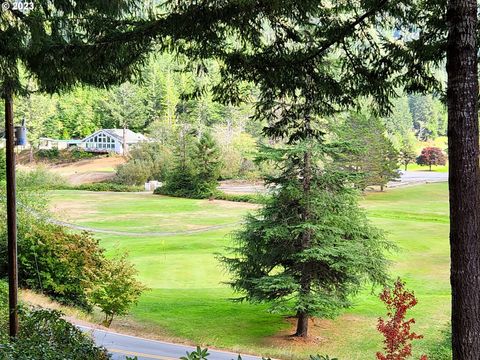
[83,129,148,144]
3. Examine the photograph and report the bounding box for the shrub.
[65,182,143,192]
[376,279,427,360]
[13,225,105,309]
[115,142,172,185]
[416,147,447,171]
[89,254,146,327]
[16,167,68,190]
[154,188,264,203]
[70,148,94,160]
[0,308,110,360]
[36,148,60,160]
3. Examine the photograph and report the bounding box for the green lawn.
[404,163,449,172]
[49,184,450,359]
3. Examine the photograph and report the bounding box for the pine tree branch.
[302,0,389,62]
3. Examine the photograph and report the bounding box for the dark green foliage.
[192,132,222,197]
[0,308,110,360]
[336,112,400,190]
[65,182,143,192]
[36,149,60,160]
[71,148,94,160]
[162,131,221,198]
[211,192,264,204]
[115,142,173,185]
[0,223,105,309]
[1,1,154,98]
[221,141,391,324]
[35,148,97,163]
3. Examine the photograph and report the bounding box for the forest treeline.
[9,53,446,147]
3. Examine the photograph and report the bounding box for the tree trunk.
[404,163,407,171]
[295,130,313,338]
[446,0,480,358]
[295,310,309,337]
[429,164,432,171]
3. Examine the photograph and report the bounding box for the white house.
[81,129,147,154]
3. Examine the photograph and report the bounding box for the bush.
[115,142,172,185]
[0,308,110,360]
[70,148,94,160]
[211,192,264,204]
[10,224,105,309]
[16,167,68,190]
[64,182,143,192]
[154,188,264,203]
[36,148,60,160]
[89,254,146,327]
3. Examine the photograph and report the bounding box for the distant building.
[81,129,148,155]
[39,137,82,150]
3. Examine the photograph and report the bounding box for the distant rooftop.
[84,129,148,143]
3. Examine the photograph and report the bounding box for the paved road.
[219,171,448,194]
[79,326,263,360]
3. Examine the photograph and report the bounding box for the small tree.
[376,279,427,360]
[89,254,146,327]
[416,147,446,171]
[193,132,221,197]
[398,139,417,172]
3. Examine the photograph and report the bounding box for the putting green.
[49,184,450,359]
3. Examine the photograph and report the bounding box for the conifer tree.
[221,138,390,337]
[193,132,221,197]
[336,113,400,191]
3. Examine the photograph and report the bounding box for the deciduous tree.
[416,147,446,171]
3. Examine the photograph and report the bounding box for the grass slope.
[49,184,450,359]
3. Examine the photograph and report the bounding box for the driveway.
[219,171,448,194]
[79,326,263,360]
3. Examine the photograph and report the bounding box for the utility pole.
[5,90,18,338]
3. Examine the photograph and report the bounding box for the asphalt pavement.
[218,171,448,194]
[79,326,264,360]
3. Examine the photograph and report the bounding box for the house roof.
[83,129,148,144]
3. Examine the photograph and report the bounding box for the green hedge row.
[154,188,264,204]
[58,182,143,192]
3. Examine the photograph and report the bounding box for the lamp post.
[4,91,19,338]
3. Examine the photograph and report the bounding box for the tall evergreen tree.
[221,140,390,337]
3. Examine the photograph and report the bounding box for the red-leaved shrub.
[376,279,427,360]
